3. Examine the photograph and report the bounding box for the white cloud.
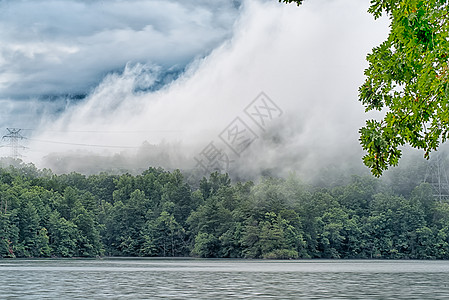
[12,0,391,180]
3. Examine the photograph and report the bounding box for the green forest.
[1,158,449,260]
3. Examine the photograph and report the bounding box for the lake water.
[1,259,449,299]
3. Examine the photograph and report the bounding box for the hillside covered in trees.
[1,159,448,259]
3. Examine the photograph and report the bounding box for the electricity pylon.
[2,128,26,159]
[423,152,449,201]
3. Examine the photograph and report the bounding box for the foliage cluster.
[360,0,449,176]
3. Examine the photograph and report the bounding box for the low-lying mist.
[15,0,393,182]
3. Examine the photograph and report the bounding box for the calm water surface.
[1,259,449,299]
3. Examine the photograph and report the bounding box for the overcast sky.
[0,0,240,134]
[0,0,238,97]
[0,0,391,177]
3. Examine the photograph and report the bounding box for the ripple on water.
[0,259,448,299]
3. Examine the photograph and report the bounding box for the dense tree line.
[0,160,449,259]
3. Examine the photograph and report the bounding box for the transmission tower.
[423,152,449,201]
[2,128,26,159]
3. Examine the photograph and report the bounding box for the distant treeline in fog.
[0,159,448,259]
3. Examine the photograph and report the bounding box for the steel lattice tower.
[423,152,449,201]
[2,128,26,159]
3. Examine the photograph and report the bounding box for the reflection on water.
[1,259,448,299]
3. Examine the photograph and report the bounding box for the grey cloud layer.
[0,0,239,98]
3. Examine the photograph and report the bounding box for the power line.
[27,138,141,149]
[21,129,182,134]
[1,127,173,153]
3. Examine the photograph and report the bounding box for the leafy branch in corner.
[279,0,449,177]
